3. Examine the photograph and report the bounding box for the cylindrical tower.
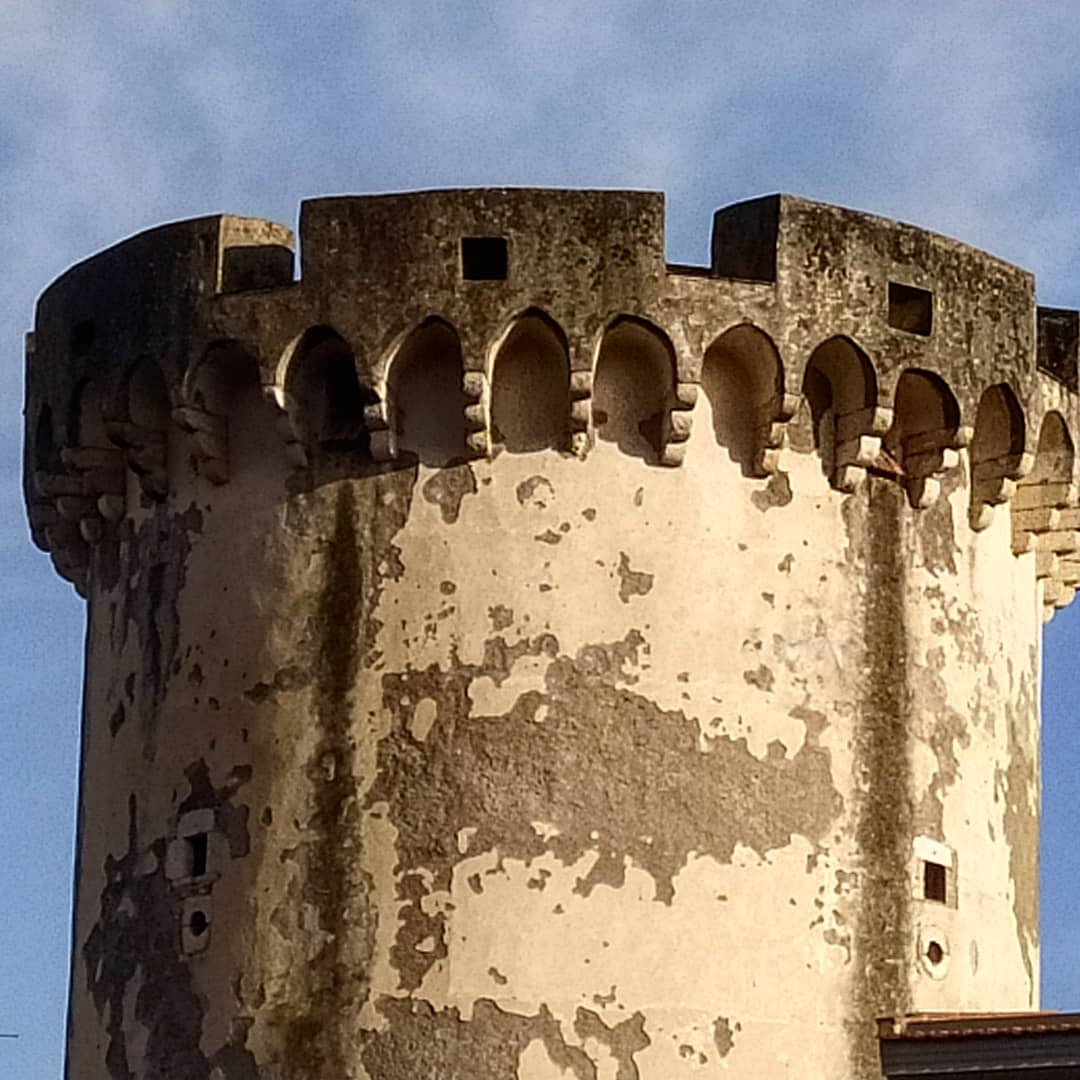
[24,190,1080,1079]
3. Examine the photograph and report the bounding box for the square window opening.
[462,237,508,281]
[923,859,948,903]
[187,833,209,878]
[888,282,933,336]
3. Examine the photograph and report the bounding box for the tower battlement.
[22,191,1075,1080]
[25,189,1080,613]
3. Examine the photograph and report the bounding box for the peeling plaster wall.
[67,434,1039,1080]
[26,190,1063,1080]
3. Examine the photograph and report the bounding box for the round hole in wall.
[917,924,951,979]
[190,910,209,937]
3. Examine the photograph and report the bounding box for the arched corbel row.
[58,380,125,545]
[30,382,123,592]
[968,383,1031,531]
[27,405,60,545]
[882,369,967,509]
[802,336,890,492]
[30,407,91,594]
[1010,411,1079,618]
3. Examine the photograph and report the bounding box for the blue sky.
[3,3,1080,1075]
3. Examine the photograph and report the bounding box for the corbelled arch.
[106,357,174,501]
[592,315,680,464]
[489,308,570,454]
[383,317,468,467]
[883,368,963,508]
[283,326,371,455]
[800,335,886,491]
[47,378,125,556]
[701,323,789,476]
[968,383,1029,530]
[176,340,278,485]
[67,378,112,450]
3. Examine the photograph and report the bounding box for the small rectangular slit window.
[461,237,508,281]
[70,319,96,357]
[888,282,933,336]
[923,859,948,903]
[187,833,209,878]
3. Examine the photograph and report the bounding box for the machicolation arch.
[593,316,678,463]
[385,318,468,467]
[490,309,570,455]
[22,189,1080,620]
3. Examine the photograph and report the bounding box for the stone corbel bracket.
[364,394,393,463]
[463,371,490,460]
[833,405,894,493]
[1010,480,1080,618]
[32,463,110,595]
[172,404,228,485]
[568,370,592,458]
[969,451,1034,532]
[59,445,127,537]
[659,382,698,467]
[753,391,801,477]
[263,386,310,469]
[902,424,972,509]
[105,421,168,501]
[364,372,491,464]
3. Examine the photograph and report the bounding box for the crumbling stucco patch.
[616,552,654,603]
[750,471,793,511]
[366,625,845,997]
[712,1016,734,1057]
[82,764,255,1080]
[422,463,477,524]
[574,1007,650,1080]
[362,998,594,1080]
[517,475,555,509]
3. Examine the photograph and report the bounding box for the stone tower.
[23,190,1080,1080]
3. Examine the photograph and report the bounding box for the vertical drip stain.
[283,483,363,1077]
[850,477,913,1079]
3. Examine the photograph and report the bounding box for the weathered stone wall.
[24,190,1078,1079]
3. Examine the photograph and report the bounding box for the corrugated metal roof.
[880,1013,1080,1040]
[879,1012,1080,1077]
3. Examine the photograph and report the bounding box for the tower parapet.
[23,190,1079,1079]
